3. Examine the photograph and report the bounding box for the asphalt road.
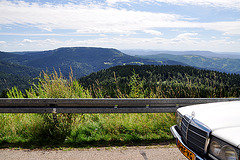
[0,145,187,160]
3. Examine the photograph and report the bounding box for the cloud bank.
[0,1,239,35]
[0,0,239,52]
[107,0,240,10]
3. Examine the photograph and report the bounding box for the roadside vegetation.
[1,65,240,148]
[1,68,175,148]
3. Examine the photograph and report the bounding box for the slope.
[0,61,40,93]
[1,47,184,78]
[139,54,240,74]
[79,65,240,98]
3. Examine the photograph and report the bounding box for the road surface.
[0,145,187,160]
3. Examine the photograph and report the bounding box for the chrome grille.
[180,115,211,155]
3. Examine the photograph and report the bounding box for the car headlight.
[176,111,183,129]
[209,137,239,160]
[210,141,221,155]
[221,145,238,160]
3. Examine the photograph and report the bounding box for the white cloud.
[106,0,131,5]
[0,41,6,44]
[21,38,61,46]
[176,33,199,40]
[82,36,239,52]
[0,0,239,52]
[1,1,239,36]
[0,1,179,34]
[42,27,52,32]
[22,39,34,43]
[124,0,240,10]
[144,30,163,36]
[9,38,64,51]
[6,34,238,52]
[0,32,97,37]
[202,21,240,35]
[105,0,240,10]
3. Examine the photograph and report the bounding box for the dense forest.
[0,61,40,95]
[2,64,240,98]
[79,65,240,98]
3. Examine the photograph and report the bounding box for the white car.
[170,101,240,160]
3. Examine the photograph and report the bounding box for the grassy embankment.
[0,70,175,148]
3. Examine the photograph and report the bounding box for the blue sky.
[0,0,239,52]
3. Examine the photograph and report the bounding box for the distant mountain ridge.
[1,47,184,78]
[0,47,184,93]
[138,53,240,74]
[122,50,240,59]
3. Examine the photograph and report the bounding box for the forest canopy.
[79,65,240,98]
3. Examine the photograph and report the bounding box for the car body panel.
[213,127,240,148]
[177,101,240,148]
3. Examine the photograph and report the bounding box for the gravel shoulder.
[0,145,187,160]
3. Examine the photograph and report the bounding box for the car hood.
[178,101,240,148]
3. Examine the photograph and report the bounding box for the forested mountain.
[0,61,39,77]
[0,47,183,78]
[138,54,240,74]
[79,65,240,98]
[0,61,40,94]
[0,47,184,93]
[1,47,240,96]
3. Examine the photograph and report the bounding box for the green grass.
[67,113,175,146]
[0,113,175,148]
[1,70,176,148]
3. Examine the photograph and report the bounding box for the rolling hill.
[1,47,184,78]
[79,65,240,98]
[0,61,40,94]
[123,50,240,59]
[138,54,240,74]
[0,47,184,93]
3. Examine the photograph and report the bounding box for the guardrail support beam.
[0,98,239,113]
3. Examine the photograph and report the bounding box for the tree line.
[79,65,240,98]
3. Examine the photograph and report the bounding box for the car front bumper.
[170,125,210,160]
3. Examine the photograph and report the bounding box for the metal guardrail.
[0,98,240,113]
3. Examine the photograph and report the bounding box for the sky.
[0,0,239,52]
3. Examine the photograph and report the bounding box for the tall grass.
[68,113,175,146]
[0,113,43,144]
[1,70,176,147]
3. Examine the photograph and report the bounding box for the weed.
[2,70,178,147]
